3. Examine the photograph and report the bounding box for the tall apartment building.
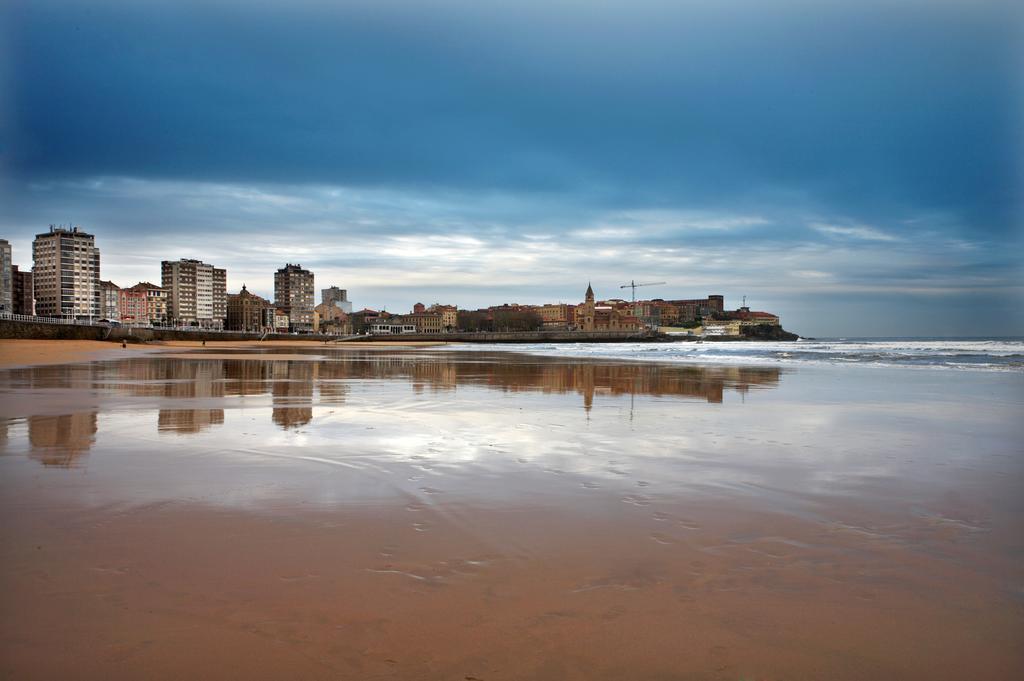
[161,259,227,328]
[321,286,352,314]
[275,263,314,331]
[11,266,34,315]
[0,239,12,313]
[32,226,101,319]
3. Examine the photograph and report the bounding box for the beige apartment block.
[426,303,458,330]
[535,303,575,328]
[162,259,227,328]
[32,226,101,319]
[393,312,444,333]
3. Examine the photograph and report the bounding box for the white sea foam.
[443,338,1024,372]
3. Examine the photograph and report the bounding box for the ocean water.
[445,337,1024,371]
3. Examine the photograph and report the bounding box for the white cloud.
[809,222,901,242]
[3,175,1020,335]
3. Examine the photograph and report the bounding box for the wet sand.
[157,339,447,349]
[1,348,1022,679]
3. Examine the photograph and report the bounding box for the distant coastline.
[0,316,799,344]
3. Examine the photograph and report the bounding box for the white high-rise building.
[32,226,101,319]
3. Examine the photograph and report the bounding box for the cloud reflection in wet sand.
[0,348,1021,679]
[0,351,782,464]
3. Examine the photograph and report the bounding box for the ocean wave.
[442,339,1024,372]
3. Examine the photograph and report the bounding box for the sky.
[1,0,1022,337]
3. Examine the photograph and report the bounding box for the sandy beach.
[0,339,162,368]
[1,346,1021,679]
[0,338,446,369]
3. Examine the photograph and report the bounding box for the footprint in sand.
[279,573,320,582]
[91,566,130,575]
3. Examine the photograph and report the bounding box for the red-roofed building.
[732,308,780,326]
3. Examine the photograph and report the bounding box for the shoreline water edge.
[2,336,1021,371]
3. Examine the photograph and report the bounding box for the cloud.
[1,1,1021,335]
[4,0,1020,229]
[2,174,1021,337]
[809,222,901,242]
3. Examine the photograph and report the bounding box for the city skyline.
[0,224,764,321]
[2,0,1022,337]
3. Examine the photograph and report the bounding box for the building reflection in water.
[0,364,102,467]
[158,409,225,434]
[271,360,316,429]
[156,360,226,434]
[1,351,781,465]
[28,413,98,467]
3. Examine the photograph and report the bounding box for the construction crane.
[620,280,666,302]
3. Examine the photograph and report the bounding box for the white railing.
[0,312,346,337]
[0,311,230,333]
[0,312,102,327]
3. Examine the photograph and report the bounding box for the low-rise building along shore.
[227,285,273,332]
[100,280,120,321]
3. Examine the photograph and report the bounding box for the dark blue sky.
[2,0,1021,335]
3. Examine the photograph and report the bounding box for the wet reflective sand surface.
[1,348,1022,679]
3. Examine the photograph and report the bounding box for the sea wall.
[1,319,797,343]
[0,320,110,341]
[342,330,664,343]
[0,320,327,343]
[0,320,664,344]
